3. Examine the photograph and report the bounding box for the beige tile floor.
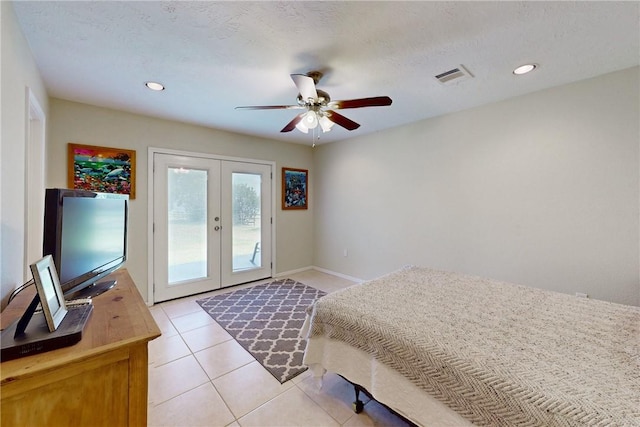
[147,269,411,427]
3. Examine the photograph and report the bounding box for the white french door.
[221,161,272,286]
[153,152,272,303]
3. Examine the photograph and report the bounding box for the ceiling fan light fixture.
[319,115,334,132]
[295,121,309,133]
[304,111,319,129]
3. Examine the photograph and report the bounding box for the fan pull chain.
[312,124,318,147]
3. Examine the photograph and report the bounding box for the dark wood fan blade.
[330,96,392,109]
[235,105,303,110]
[326,110,360,131]
[281,113,305,132]
[291,74,318,101]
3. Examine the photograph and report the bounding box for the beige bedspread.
[306,266,640,426]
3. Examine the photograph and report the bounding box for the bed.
[302,266,640,426]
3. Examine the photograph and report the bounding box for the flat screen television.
[43,188,128,299]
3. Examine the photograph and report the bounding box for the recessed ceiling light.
[513,64,538,75]
[145,81,165,91]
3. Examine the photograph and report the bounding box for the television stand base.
[67,280,117,300]
[1,304,93,361]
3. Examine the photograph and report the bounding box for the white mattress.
[303,334,472,426]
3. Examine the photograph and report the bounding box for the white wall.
[314,67,639,306]
[0,1,49,308]
[47,99,314,301]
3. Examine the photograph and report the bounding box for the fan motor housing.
[297,89,331,107]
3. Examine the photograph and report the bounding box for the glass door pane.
[168,167,208,283]
[232,172,262,271]
[221,161,272,287]
[153,153,221,303]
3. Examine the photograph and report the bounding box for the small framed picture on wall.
[282,167,308,210]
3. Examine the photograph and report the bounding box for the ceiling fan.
[235,71,392,134]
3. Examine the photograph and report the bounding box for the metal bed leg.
[352,385,364,413]
[340,376,417,425]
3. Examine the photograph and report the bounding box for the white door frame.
[147,147,276,304]
[24,88,46,280]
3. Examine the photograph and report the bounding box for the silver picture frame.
[30,255,68,331]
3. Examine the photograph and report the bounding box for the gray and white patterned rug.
[196,278,326,383]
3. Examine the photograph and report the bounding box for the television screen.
[59,198,126,284]
[43,188,128,298]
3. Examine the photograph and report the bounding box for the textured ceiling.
[12,1,640,146]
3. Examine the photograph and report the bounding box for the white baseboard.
[310,266,364,283]
[276,265,364,283]
[274,266,314,277]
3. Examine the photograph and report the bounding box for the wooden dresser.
[1,269,161,426]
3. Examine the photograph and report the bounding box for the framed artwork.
[282,167,308,210]
[68,143,136,199]
[30,255,68,332]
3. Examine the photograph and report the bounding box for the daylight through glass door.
[167,167,208,283]
[231,172,262,271]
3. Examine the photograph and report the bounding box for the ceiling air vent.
[435,65,474,85]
